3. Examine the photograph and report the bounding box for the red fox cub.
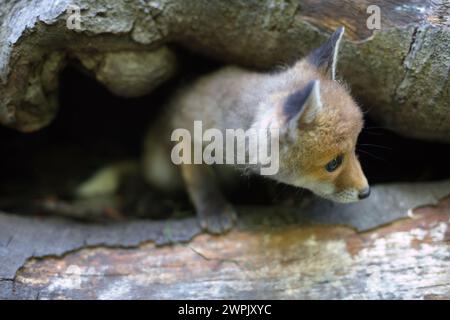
[144,27,370,234]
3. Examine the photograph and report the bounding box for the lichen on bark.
[0,0,449,141]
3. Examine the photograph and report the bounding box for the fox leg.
[180,163,237,234]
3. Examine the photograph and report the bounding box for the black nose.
[358,187,371,200]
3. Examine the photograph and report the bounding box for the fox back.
[145,27,370,203]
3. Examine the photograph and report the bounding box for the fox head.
[262,27,369,203]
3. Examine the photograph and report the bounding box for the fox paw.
[197,203,237,234]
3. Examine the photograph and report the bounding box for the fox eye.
[325,154,343,172]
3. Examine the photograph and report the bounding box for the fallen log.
[1,181,450,299]
[0,0,449,141]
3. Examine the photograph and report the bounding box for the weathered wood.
[1,180,450,299]
[11,193,450,300]
[0,0,449,300]
[0,0,449,141]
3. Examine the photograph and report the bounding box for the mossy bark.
[0,0,449,140]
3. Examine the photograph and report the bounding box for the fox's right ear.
[282,80,323,130]
[307,26,345,80]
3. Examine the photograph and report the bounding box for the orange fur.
[144,27,370,206]
[265,59,368,202]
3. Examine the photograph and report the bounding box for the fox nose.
[358,187,371,200]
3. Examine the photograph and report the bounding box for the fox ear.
[307,26,345,80]
[283,80,323,127]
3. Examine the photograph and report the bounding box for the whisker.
[357,149,390,163]
[363,126,392,130]
[358,143,393,150]
[361,105,374,114]
[361,131,384,136]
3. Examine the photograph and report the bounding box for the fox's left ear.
[282,80,323,130]
[307,26,345,80]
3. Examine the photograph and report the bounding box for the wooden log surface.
[1,180,450,299]
[17,200,450,300]
[0,0,449,300]
[0,0,449,141]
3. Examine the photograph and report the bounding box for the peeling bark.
[1,0,450,300]
[7,193,450,300]
[1,180,450,299]
[0,0,449,140]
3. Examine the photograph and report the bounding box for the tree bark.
[1,180,450,299]
[0,0,449,140]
